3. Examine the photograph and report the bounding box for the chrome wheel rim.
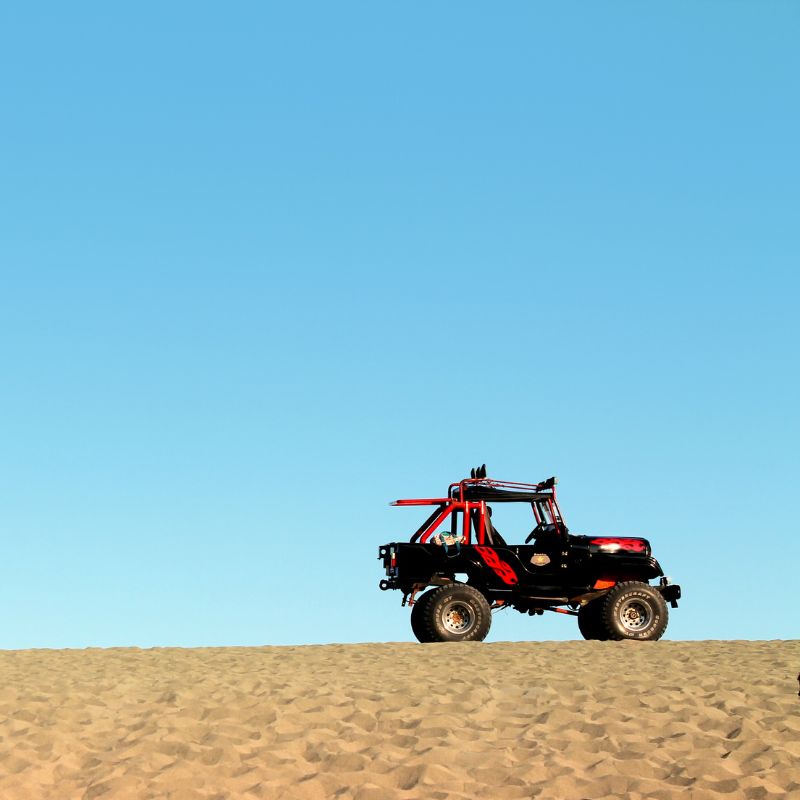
[619,599,652,632]
[441,601,475,634]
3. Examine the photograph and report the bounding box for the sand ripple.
[0,641,798,798]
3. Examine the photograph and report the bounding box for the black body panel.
[379,533,665,605]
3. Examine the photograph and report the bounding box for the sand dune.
[0,641,798,799]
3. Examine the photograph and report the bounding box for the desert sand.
[0,640,798,799]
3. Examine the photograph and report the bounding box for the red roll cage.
[391,476,565,546]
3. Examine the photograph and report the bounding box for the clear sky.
[1,3,797,647]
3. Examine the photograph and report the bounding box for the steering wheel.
[525,523,546,544]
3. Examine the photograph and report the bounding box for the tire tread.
[600,581,668,641]
[422,584,492,643]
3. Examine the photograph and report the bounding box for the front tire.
[600,581,668,641]
[422,584,492,643]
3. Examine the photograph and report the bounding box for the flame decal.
[474,546,518,585]
[590,538,647,553]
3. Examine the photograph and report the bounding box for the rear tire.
[422,584,491,643]
[410,589,437,643]
[578,600,608,641]
[600,581,668,641]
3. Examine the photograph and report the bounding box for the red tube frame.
[391,476,566,545]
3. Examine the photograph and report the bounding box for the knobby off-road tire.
[577,599,608,641]
[410,589,437,643]
[600,581,668,641]
[422,584,491,643]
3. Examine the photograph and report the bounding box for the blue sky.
[1,3,797,647]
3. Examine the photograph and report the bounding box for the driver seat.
[471,508,507,546]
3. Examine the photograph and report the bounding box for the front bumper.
[658,578,682,608]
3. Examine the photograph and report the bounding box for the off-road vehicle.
[378,466,681,643]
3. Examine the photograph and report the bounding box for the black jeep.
[378,466,681,643]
